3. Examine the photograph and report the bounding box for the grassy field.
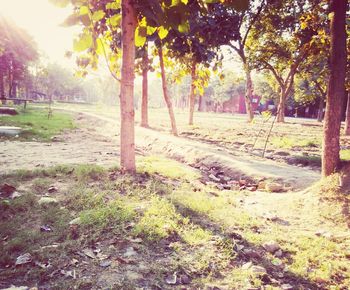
[0,107,75,141]
[1,158,349,289]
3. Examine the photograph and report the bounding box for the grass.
[270,136,320,149]
[137,155,200,181]
[0,107,75,141]
[1,161,350,289]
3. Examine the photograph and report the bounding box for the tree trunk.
[317,99,325,122]
[158,45,178,136]
[198,95,203,111]
[0,69,4,99]
[188,59,197,125]
[244,66,254,122]
[345,92,350,135]
[120,0,137,172]
[277,91,286,123]
[322,0,346,177]
[141,43,149,128]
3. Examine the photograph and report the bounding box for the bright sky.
[0,0,78,67]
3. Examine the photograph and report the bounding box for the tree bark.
[244,66,254,122]
[188,59,197,125]
[0,69,4,99]
[141,43,149,128]
[345,91,350,135]
[158,45,178,136]
[277,92,286,123]
[120,0,136,172]
[317,99,325,122]
[322,0,347,176]
[198,95,203,112]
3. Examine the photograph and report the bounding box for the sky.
[0,0,78,67]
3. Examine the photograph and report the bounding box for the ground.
[0,105,349,290]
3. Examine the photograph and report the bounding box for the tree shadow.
[171,200,323,290]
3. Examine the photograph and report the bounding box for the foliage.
[0,16,38,98]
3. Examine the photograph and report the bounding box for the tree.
[163,2,240,125]
[56,0,248,171]
[248,0,324,122]
[322,0,347,176]
[119,0,137,172]
[296,54,329,122]
[0,16,38,100]
[140,43,149,128]
[228,0,265,122]
[157,42,178,136]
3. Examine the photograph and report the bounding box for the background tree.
[228,0,265,122]
[248,0,324,122]
[0,16,38,100]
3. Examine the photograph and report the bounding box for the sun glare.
[0,0,78,67]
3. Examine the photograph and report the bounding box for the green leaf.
[79,6,89,15]
[92,10,105,21]
[178,21,189,33]
[73,33,93,52]
[147,26,157,35]
[135,27,146,47]
[158,26,169,39]
[109,14,121,27]
[106,0,121,10]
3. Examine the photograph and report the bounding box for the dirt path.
[1,110,325,229]
[1,109,319,187]
[0,114,122,174]
[69,110,320,188]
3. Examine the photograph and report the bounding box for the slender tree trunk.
[345,92,350,135]
[198,95,203,111]
[189,59,197,125]
[158,45,178,136]
[244,65,254,122]
[317,99,325,122]
[0,70,4,99]
[120,0,137,172]
[277,91,286,123]
[141,43,149,128]
[13,82,17,98]
[8,68,12,98]
[322,0,346,177]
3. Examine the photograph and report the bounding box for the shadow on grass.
[172,200,321,290]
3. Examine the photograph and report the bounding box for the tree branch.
[99,39,121,83]
[242,0,265,48]
[261,60,284,87]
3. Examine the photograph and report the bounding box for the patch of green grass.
[137,156,200,181]
[179,225,212,246]
[0,108,75,141]
[2,164,104,183]
[134,197,182,241]
[284,235,350,284]
[271,136,320,149]
[80,200,135,229]
[172,186,259,230]
[73,164,107,182]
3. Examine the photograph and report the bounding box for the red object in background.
[223,95,261,113]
